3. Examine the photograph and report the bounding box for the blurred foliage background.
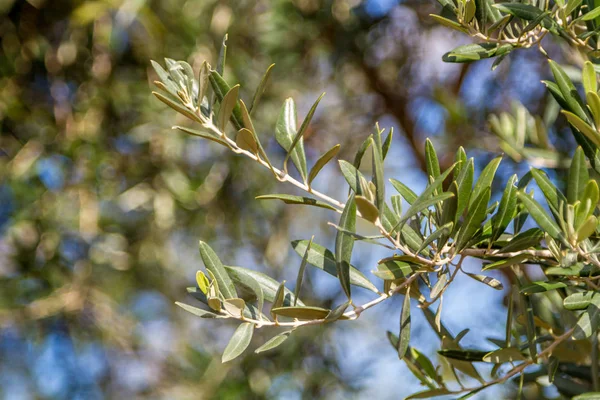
[0,0,586,399]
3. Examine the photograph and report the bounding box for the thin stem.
[448,327,576,396]
[229,273,421,328]
[202,120,347,212]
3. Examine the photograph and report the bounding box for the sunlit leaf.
[455,188,490,251]
[275,98,308,180]
[175,302,224,319]
[294,236,313,306]
[225,266,302,306]
[520,281,567,295]
[371,136,385,212]
[255,330,292,353]
[222,322,254,362]
[390,178,418,204]
[464,272,503,290]
[217,84,239,132]
[491,174,517,243]
[308,144,340,187]
[572,294,600,339]
[339,160,366,195]
[398,290,411,359]
[443,43,512,63]
[336,195,356,299]
[199,241,237,299]
[564,291,598,310]
[209,70,243,130]
[255,194,337,211]
[583,61,598,94]
[271,306,336,320]
[471,156,501,208]
[516,191,563,241]
[568,147,590,205]
[291,240,378,293]
[482,347,526,363]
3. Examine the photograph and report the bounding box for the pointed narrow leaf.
[425,139,440,179]
[464,272,503,290]
[291,240,378,293]
[325,300,351,322]
[382,128,393,160]
[271,306,333,320]
[429,14,469,33]
[336,195,356,299]
[176,302,223,318]
[563,110,600,148]
[549,60,589,120]
[491,174,517,243]
[398,291,411,359]
[255,194,337,211]
[531,168,567,213]
[222,322,253,363]
[226,266,301,306]
[283,94,325,180]
[521,293,538,362]
[583,61,598,94]
[390,178,418,204]
[568,147,589,204]
[153,91,201,122]
[564,291,598,310]
[430,274,448,299]
[339,160,366,195]
[471,157,501,208]
[173,126,227,146]
[372,261,415,280]
[208,70,243,130]
[249,63,275,114]
[255,330,292,353]
[418,222,453,254]
[399,192,454,229]
[275,98,307,180]
[456,158,474,217]
[371,137,385,212]
[438,349,489,362]
[271,281,286,320]
[199,241,236,299]
[587,91,600,128]
[443,43,512,63]
[516,191,563,240]
[217,85,239,132]
[216,34,227,75]
[572,295,600,339]
[455,188,490,251]
[520,281,567,295]
[294,237,313,306]
[482,348,526,363]
[582,7,600,20]
[308,144,340,186]
[483,254,529,271]
[198,61,209,108]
